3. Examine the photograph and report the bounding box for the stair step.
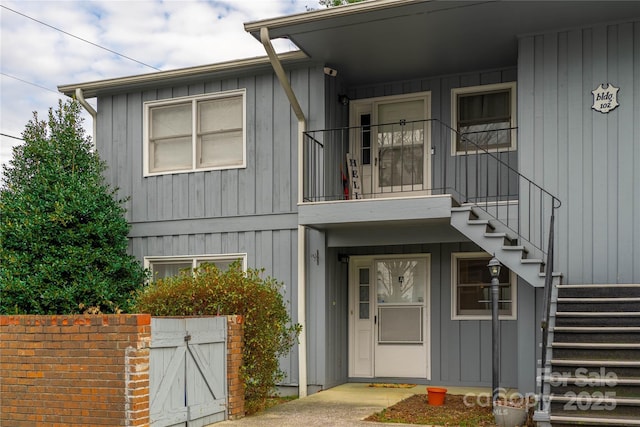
[520,258,544,264]
[545,376,640,385]
[556,312,640,317]
[467,219,492,227]
[557,284,640,298]
[549,395,640,405]
[549,415,640,426]
[484,231,507,238]
[552,342,640,349]
[553,327,640,333]
[558,297,640,303]
[551,359,640,367]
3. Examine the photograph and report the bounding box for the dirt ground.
[365,393,535,426]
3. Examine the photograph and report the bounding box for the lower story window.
[145,253,247,280]
[451,252,516,320]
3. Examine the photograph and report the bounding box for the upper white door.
[350,93,431,197]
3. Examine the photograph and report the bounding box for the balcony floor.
[299,195,469,247]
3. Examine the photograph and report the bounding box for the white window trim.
[143,89,247,176]
[144,253,248,278]
[451,252,517,320]
[450,82,517,156]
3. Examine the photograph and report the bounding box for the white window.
[144,253,247,280]
[451,82,516,154]
[451,252,516,320]
[144,90,246,175]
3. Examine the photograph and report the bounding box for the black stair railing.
[304,119,561,407]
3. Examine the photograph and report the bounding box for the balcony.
[302,120,558,257]
[303,119,517,203]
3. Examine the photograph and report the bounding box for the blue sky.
[0,0,319,168]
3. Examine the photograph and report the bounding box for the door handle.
[374,315,377,324]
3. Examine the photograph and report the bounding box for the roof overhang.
[246,0,640,86]
[58,50,309,98]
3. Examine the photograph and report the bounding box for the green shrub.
[133,262,301,415]
[0,100,147,314]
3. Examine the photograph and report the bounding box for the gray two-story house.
[59,1,640,425]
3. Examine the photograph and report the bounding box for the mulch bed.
[365,393,535,426]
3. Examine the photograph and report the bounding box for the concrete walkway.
[216,383,492,426]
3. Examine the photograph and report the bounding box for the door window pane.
[377,100,425,187]
[358,267,370,320]
[376,259,426,304]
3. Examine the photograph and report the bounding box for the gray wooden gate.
[150,317,227,427]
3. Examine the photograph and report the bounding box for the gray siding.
[96,64,326,387]
[321,241,538,391]
[96,65,325,223]
[346,68,519,201]
[519,20,640,284]
[130,228,300,385]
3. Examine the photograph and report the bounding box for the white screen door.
[349,255,430,379]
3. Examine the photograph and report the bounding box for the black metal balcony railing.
[303,119,560,256]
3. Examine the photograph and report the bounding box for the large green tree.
[0,100,146,314]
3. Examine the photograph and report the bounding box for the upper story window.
[451,252,517,320]
[144,89,246,176]
[145,253,247,280]
[451,82,516,155]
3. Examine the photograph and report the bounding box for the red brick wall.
[0,315,245,426]
[0,314,151,427]
[226,315,245,419]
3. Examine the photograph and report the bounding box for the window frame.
[144,253,247,280]
[450,82,517,156]
[143,89,247,176]
[451,252,517,320]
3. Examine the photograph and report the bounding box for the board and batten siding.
[96,65,326,387]
[96,65,325,224]
[322,241,538,392]
[518,20,640,284]
[345,67,519,200]
[129,228,300,386]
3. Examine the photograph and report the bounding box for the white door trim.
[349,92,432,197]
[348,253,431,380]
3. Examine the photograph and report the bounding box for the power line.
[1,5,161,72]
[1,133,24,141]
[0,72,60,95]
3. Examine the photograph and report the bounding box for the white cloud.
[0,0,319,171]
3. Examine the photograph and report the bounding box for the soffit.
[246,0,640,85]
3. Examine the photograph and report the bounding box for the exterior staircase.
[545,284,640,426]
[450,205,557,287]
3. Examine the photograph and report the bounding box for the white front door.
[349,255,430,379]
[350,93,431,197]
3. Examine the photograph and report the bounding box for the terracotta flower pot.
[426,387,447,405]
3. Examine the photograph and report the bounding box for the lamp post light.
[488,256,502,405]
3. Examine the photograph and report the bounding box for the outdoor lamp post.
[488,256,502,404]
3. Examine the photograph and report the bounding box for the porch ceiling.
[247,0,640,85]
